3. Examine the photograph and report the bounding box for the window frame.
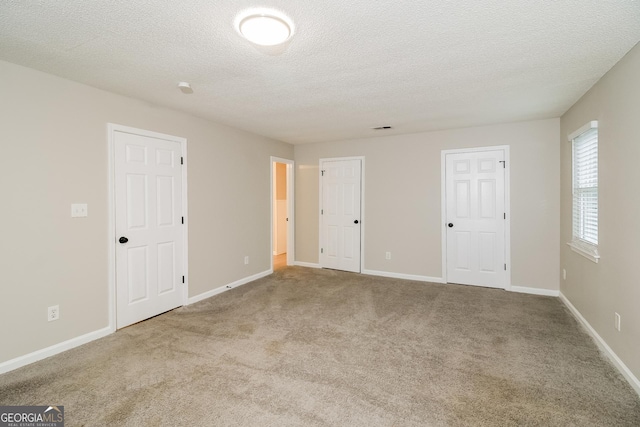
[567,121,599,263]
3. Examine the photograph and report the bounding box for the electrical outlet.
[48,305,59,322]
[562,269,566,280]
[244,256,249,265]
[615,312,621,332]
[385,252,391,260]
[71,203,88,217]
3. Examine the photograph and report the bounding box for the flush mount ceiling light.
[238,12,292,46]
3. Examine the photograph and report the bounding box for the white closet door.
[445,150,505,288]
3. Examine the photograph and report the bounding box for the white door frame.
[318,156,365,273]
[107,123,189,332]
[440,145,511,290]
[270,157,295,269]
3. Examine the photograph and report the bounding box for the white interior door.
[114,130,184,328]
[445,150,506,288]
[285,161,294,267]
[320,159,361,273]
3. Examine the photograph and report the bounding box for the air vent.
[372,126,393,130]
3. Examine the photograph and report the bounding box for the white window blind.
[572,127,598,245]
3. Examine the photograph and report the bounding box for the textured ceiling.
[1,1,639,144]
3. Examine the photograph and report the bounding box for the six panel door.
[114,130,184,328]
[320,159,361,273]
[445,150,506,288]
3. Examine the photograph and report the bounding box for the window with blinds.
[572,125,598,246]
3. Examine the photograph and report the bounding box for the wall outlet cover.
[71,203,88,217]
[48,305,60,322]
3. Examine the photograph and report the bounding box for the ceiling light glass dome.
[239,13,292,46]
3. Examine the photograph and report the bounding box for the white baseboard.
[560,292,640,397]
[187,269,272,305]
[362,269,445,284]
[0,326,113,375]
[293,261,321,269]
[0,269,274,375]
[510,286,560,297]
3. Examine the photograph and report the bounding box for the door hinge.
[499,160,505,168]
[504,264,507,271]
[321,170,325,176]
[321,248,324,254]
[181,157,184,165]
[182,275,185,283]
[182,216,184,224]
[504,213,506,219]
[321,209,323,215]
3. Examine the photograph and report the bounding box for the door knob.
[119,236,129,244]
[354,220,359,224]
[448,223,454,228]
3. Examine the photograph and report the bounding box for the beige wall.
[295,119,560,290]
[0,60,292,364]
[560,43,640,380]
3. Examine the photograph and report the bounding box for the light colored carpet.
[1,267,639,426]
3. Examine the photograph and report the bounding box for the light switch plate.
[71,203,88,217]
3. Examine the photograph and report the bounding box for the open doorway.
[271,157,294,271]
